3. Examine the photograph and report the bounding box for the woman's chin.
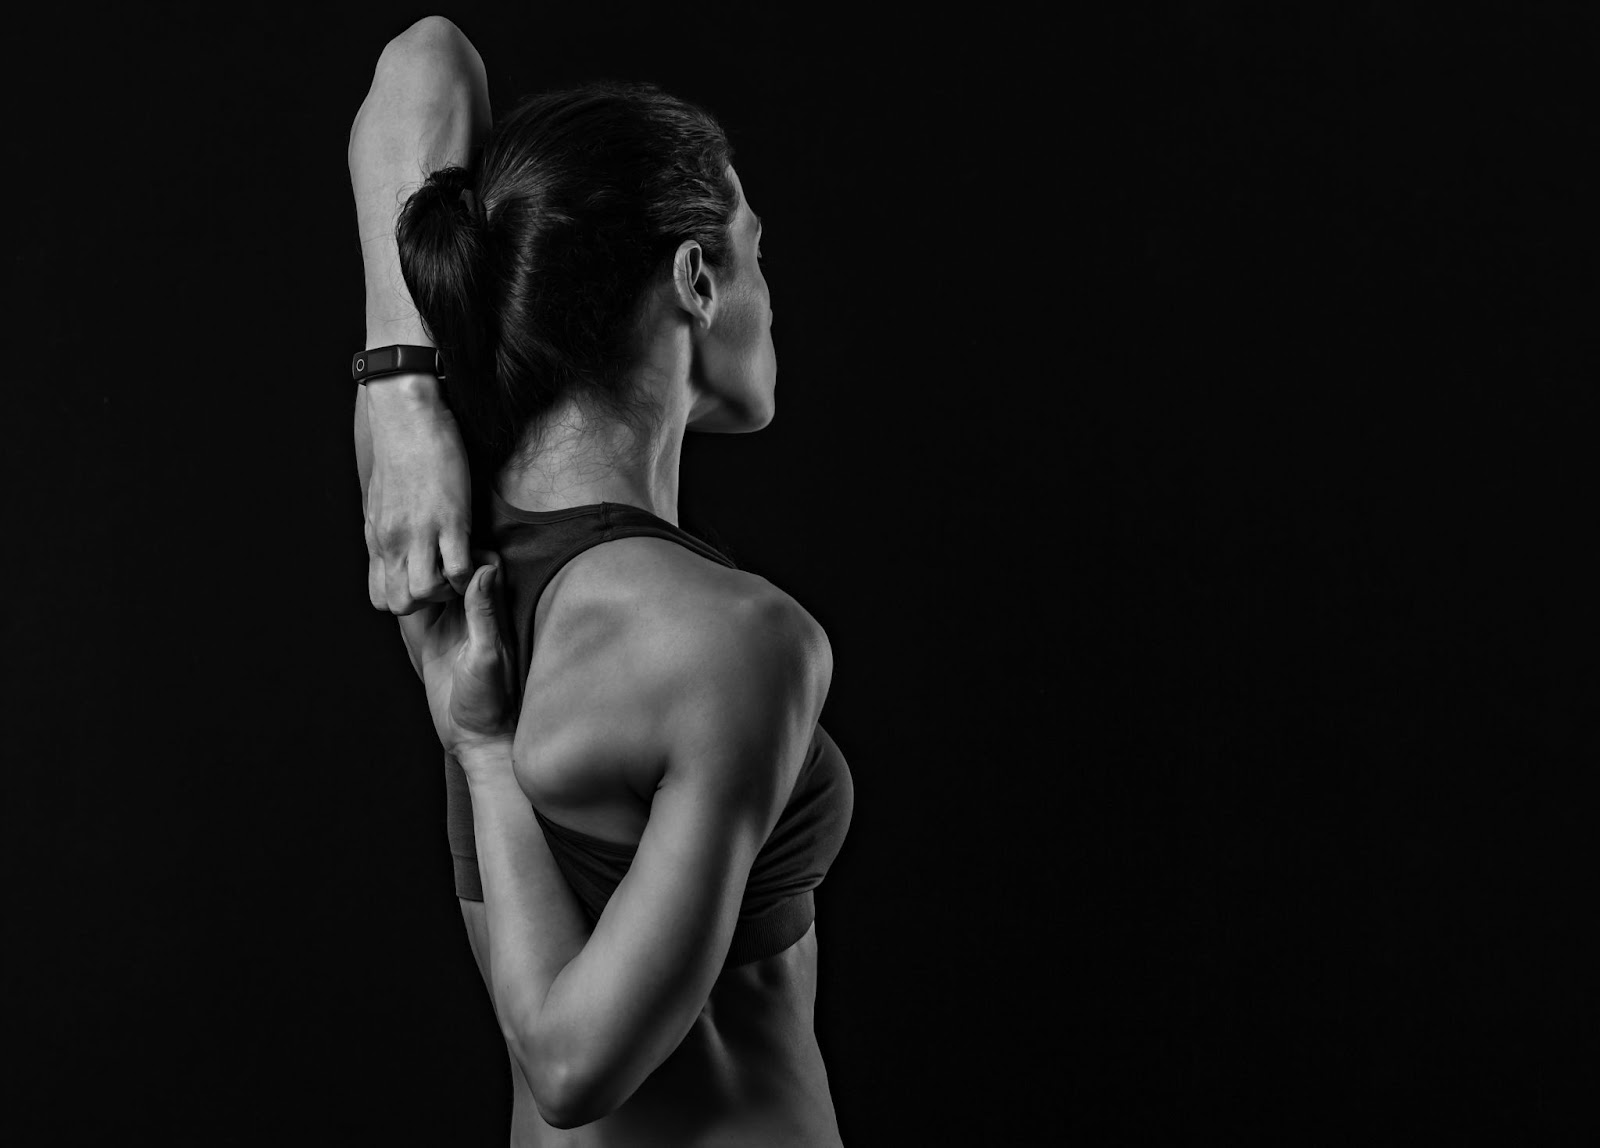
[689,396,775,434]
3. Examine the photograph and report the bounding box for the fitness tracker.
[351,344,446,384]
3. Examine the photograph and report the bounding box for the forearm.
[350,15,490,347]
[460,747,594,1111]
[349,17,489,517]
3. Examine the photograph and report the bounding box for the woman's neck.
[495,391,687,525]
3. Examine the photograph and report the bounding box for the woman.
[349,17,854,1145]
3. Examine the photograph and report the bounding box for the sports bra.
[443,491,854,969]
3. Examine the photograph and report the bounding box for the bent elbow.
[503,1027,612,1130]
[529,1057,615,1131]
[370,15,481,97]
[385,15,469,58]
[352,16,480,158]
[529,1040,640,1129]
[536,1101,588,1131]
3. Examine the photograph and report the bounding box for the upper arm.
[532,589,830,1122]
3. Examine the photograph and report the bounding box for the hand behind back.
[397,557,518,758]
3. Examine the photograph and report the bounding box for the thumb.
[463,562,501,652]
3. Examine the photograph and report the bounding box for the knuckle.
[376,521,408,553]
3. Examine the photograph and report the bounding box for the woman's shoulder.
[536,532,805,645]
[521,535,829,747]
[514,536,830,815]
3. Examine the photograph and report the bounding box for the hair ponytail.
[397,83,739,484]
[395,165,507,474]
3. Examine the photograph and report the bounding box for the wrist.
[362,371,446,411]
[364,308,434,351]
[456,738,515,782]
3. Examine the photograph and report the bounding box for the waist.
[508,922,841,1146]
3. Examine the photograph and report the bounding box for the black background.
[10,2,1595,1143]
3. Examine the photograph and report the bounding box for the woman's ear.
[671,240,718,330]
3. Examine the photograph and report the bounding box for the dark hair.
[396,82,738,483]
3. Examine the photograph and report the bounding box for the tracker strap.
[351,344,445,384]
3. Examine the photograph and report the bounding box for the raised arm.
[350,15,491,614]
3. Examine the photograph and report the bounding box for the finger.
[408,538,446,607]
[363,517,386,610]
[395,604,433,678]
[462,563,501,653]
[439,524,474,598]
[418,533,470,606]
[368,551,388,611]
[386,549,416,616]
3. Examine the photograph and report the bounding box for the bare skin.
[456,540,842,1147]
[446,194,833,1136]
[355,17,844,1144]
[350,17,486,614]
[464,905,836,1147]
